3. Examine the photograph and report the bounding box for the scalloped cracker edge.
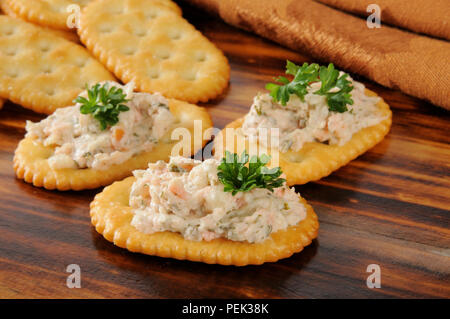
[0,15,115,114]
[90,176,319,266]
[78,0,229,103]
[13,99,213,190]
[215,89,392,186]
[4,0,92,31]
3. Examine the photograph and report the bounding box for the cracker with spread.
[215,61,392,185]
[77,0,230,103]
[90,153,319,265]
[14,81,213,190]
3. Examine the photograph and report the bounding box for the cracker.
[4,0,93,31]
[0,0,79,43]
[215,89,392,186]
[0,15,115,114]
[90,176,319,266]
[77,0,230,103]
[14,99,213,191]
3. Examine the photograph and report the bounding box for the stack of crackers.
[0,0,230,113]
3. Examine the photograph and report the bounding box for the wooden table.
[0,3,449,299]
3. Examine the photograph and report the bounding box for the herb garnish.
[314,63,354,112]
[265,61,319,106]
[217,151,285,196]
[265,61,354,112]
[74,83,130,130]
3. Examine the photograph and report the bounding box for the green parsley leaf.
[266,61,354,112]
[265,61,320,105]
[314,63,354,113]
[74,83,130,130]
[217,151,286,196]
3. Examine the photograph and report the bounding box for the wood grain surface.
[0,3,449,298]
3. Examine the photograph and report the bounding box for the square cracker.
[90,176,319,266]
[78,0,230,103]
[214,89,392,186]
[0,15,115,114]
[14,99,213,191]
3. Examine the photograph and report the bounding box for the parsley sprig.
[266,61,354,112]
[265,61,319,106]
[217,151,285,196]
[314,63,354,112]
[74,83,130,130]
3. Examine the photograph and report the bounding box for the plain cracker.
[78,0,230,103]
[14,99,213,191]
[90,176,319,266]
[0,15,115,114]
[5,0,92,31]
[215,89,392,186]
[0,0,79,43]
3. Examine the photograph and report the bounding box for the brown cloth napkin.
[316,0,450,40]
[182,0,450,109]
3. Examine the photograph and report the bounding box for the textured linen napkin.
[316,0,450,40]
[183,0,450,109]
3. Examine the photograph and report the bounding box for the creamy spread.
[25,82,175,170]
[129,157,306,243]
[241,75,385,152]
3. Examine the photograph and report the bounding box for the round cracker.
[215,89,392,186]
[4,0,92,31]
[77,0,230,103]
[0,15,115,114]
[0,0,79,42]
[13,99,213,191]
[90,176,319,266]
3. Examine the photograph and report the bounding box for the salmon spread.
[25,82,175,170]
[241,75,386,152]
[129,157,307,243]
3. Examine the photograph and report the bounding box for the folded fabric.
[183,0,450,110]
[316,0,450,40]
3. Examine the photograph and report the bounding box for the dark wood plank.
[0,2,448,298]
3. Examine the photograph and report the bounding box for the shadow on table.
[90,227,319,298]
